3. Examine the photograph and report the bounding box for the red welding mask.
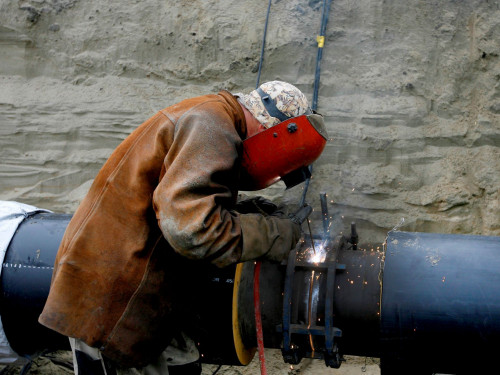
[239,114,328,191]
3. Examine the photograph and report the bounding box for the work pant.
[69,333,201,375]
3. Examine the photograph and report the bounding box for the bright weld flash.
[310,251,323,263]
[307,241,327,263]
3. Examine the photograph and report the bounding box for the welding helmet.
[239,113,328,191]
[237,81,328,190]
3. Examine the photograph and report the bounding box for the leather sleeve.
[153,102,242,267]
[153,102,299,267]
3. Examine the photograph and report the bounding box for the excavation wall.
[1,0,499,244]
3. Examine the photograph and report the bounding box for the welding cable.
[312,0,333,110]
[299,165,313,207]
[255,0,272,88]
[253,260,267,375]
[300,0,333,206]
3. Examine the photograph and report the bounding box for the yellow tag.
[317,35,325,48]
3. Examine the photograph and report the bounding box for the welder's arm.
[153,106,300,267]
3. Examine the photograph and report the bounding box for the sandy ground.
[202,351,380,375]
[0,350,380,375]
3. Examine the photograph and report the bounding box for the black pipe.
[0,212,243,364]
[1,212,71,357]
[381,231,500,374]
[236,236,383,360]
[1,213,383,363]
[4,212,500,374]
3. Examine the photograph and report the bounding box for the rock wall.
[1,0,499,245]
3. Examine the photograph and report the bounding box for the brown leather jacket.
[38,91,298,367]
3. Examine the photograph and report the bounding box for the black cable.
[300,0,333,206]
[19,361,32,375]
[212,364,223,375]
[312,0,333,111]
[299,165,313,207]
[256,0,273,89]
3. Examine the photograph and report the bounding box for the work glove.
[263,218,302,262]
[264,204,312,261]
[239,205,311,263]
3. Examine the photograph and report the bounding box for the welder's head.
[237,81,328,191]
[237,81,312,129]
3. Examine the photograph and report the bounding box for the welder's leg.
[139,332,200,375]
[69,332,200,375]
[69,337,116,375]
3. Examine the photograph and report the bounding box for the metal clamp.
[280,246,345,368]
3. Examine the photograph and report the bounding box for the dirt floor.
[201,351,380,375]
[0,350,380,374]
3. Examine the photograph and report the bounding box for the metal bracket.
[280,246,345,367]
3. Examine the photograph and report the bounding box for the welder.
[38,81,327,375]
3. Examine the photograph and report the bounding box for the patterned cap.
[237,81,311,128]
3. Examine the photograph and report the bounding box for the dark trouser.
[70,336,201,375]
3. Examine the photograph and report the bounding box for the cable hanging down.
[300,0,333,207]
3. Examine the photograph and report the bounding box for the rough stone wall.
[1,0,499,246]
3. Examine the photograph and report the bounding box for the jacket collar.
[219,90,247,139]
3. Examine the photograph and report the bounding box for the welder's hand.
[264,219,302,262]
[235,196,280,216]
[264,205,311,261]
[239,207,303,263]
